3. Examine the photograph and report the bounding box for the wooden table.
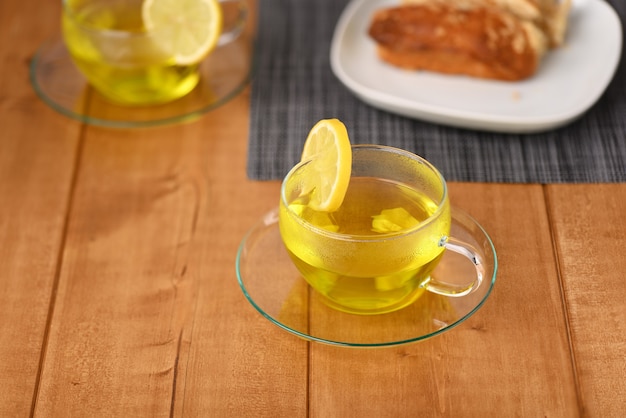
[1,0,624,416]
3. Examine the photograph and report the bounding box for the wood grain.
[0,0,81,415]
[546,184,626,417]
[32,91,308,416]
[169,93,308,418]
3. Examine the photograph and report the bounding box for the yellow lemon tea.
[62,0,200,105]
[280,170,451,315]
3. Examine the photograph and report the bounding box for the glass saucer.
[29,34,252,128]
[236,206,497,347]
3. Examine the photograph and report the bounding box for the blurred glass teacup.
[62,0,247,105]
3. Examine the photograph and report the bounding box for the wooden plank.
[33,91,308,416]
[546,184,626,417]
[169,93,308,417]
[0,0,82,415]
[309,183,580,417]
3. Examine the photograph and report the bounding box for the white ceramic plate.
[330,0,623,133]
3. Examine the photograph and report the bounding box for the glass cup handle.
[422,237,485,297]
[217,0,249,46]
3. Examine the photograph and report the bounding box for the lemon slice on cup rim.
[142,0,223,65]
[299,119,352,212]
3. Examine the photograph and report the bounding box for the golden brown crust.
[401,0,571,47]
[368,4,546,81]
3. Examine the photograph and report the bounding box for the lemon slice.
[142,0,223,65]
[299,119,352,212]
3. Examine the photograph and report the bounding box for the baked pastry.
[402,0,571,46]
[368,0,571,81]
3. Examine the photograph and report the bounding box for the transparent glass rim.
[62,0,165,38]
[280,144,449,242]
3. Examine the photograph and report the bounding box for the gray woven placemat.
[247,0,626,183]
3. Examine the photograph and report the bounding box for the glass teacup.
[61,0,247,106]
[279,145,485,315]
